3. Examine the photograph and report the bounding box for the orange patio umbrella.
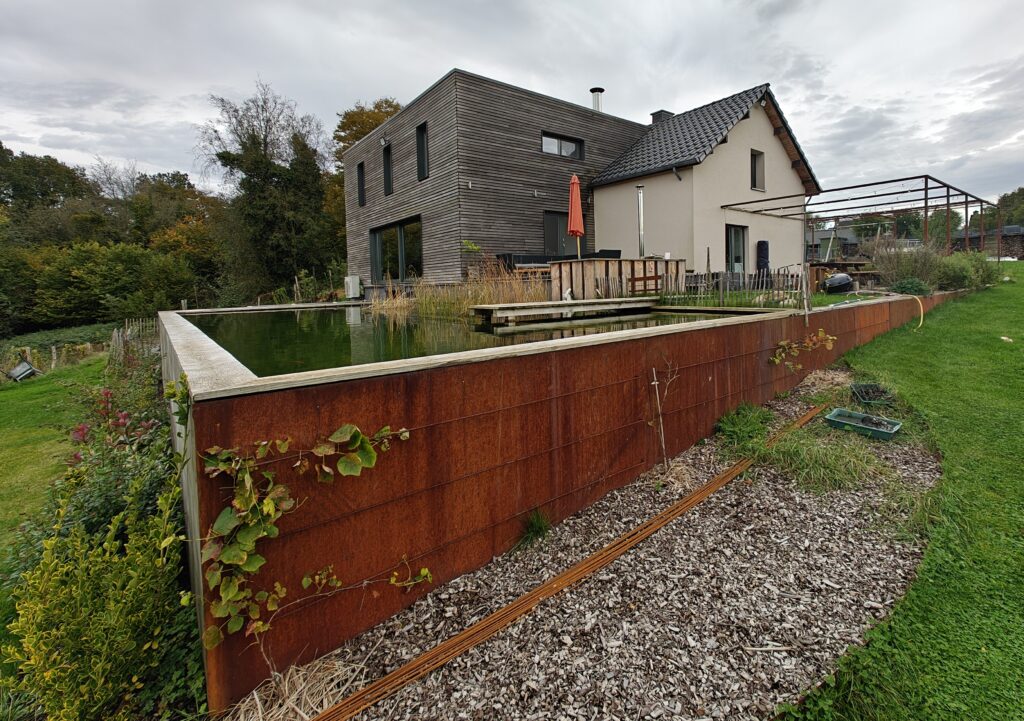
[567,174,585,259]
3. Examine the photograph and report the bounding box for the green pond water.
[186,308,727,377]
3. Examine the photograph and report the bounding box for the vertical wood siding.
[344,70,649,285]
[344,74,462,283]
[455,73,648,269]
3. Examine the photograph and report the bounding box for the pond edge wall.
[160,293,956,711]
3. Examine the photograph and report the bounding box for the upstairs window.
[542,132,584,160]
[750,149,765,191]
[356,162,366,206]
[416,122,429,181]
[383,144,393,196]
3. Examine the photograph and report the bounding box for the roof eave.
[591,159,700,188]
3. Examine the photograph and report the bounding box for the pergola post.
[945,186,951,253]
[922,177,929,244]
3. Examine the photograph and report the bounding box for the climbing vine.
[769,328,837,373]
[164,375,429,650]
[198,423,425,649]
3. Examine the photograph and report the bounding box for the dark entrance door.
[543,211,572,256]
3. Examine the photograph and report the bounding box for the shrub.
[0,353,205,719]
[891,277,932,296]
[963,251,997,287]
[863,240,941,287]
[4,479,204,721]
[934,253,975,290]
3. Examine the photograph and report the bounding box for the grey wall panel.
[454,73,647,269]
[344,73,462,284]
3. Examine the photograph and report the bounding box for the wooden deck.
[471,297,657,326]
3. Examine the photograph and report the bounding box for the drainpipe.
[636,185,645,258]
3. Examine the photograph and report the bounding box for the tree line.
[0,84,401,337]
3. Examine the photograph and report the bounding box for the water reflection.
[186,308,721,377]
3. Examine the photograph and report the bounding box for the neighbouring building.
[343,69,821,289]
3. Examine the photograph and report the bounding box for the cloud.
[1,0,1021,201]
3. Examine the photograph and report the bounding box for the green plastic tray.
[825,407,902,440]
[850,382,894,406]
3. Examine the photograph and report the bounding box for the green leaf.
[227,615,245,634]
[264,523,280,538]
[337,453,363,477]
[372,425,392,440]
[240,553,266,573]
[354,436,377,468]
[219,576,239,601]
[210,599,231,618]
[205,565,222,589]
[203,626,224,649]
[302,575,312,590]
[235,524,264,550]
[311,442,335,458]
[255,590,269,602]
[219,543,248,566]
[211,506,242,536]
[275,437,291,453]
[201,540,222,563]
[255,442,269,460]
[328,424,359,444]
[398,428,410,441]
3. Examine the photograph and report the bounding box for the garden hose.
[827,290,925,330]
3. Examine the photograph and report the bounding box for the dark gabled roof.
[592,84,821,194]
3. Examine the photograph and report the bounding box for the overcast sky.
[2,0,1022,199]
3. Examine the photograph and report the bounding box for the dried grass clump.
[413,261,548,320]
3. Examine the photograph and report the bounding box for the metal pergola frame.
[721,174,1003,258]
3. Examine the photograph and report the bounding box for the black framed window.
[371,217,422,283]
[750,149,765,190]
[416,122,429,181]
[383,144,393,195]
[542,132,584,160]
[356,162,366,206]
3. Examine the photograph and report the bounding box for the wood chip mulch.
[227,370,942,721]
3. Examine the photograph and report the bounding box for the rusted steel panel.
[194,295,956,710]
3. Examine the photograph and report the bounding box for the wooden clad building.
[343,69,648,286]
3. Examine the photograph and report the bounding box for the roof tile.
[593,84,769,186]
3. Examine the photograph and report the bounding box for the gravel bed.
[228,371,942,721]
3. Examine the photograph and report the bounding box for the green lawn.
[0,356,107,544]
[784,263,1024,720]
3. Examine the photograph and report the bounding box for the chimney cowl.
[651,109,673,124]
[589,87,605,112]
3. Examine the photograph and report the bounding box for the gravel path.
[228,371,941,721]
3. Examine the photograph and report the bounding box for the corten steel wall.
[194,294,950,710]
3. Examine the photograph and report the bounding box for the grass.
[716,400,890,493]
[716,402,774,457]
[779,262,1024,720]
[516,508,552,550]
[760,422,891,493]
[0,355,107,545]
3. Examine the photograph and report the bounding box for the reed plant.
[370,261,548,320]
